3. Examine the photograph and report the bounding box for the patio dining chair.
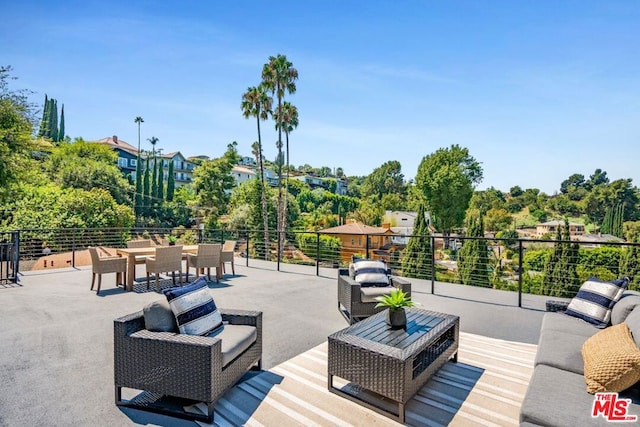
[145,245,183,291]
[186,243,222,282]
[126,239,154,266]
[221,240,236,276]
[88,246,127,295]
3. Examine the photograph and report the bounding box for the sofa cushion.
[207,324,257,367]
[360,286,394,303]
[565,277,629,328]
[535,330,591,375]
[163,277,222,335]
[582,323,640,393]
[625,306,640,348]
[350,259,390,287]
[613,291,640,325]
[143,298,179,332]
[540,312,600,337]
[520,364,639,426]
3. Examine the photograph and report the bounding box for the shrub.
[295,233,341,260]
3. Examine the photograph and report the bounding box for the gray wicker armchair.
[114,308,262,423]
[338,268,411,324]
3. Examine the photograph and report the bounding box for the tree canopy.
[416,144,483,234]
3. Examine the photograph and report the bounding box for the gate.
[0,231,19,284]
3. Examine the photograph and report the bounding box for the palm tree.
[261,54,298,257]
[242,85,272,259]
[133,116,144,217]
[274,101,299,243]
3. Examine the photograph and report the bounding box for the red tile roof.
[320,222,394,235]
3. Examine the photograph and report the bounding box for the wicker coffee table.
[327,307,459,422]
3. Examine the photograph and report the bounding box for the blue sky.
[3,0,639,194]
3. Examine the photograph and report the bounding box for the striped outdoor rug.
[187,332,537,426]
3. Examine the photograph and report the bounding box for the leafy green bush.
[295,233,341,260]
[523,248,551,272]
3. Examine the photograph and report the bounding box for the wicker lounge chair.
[126,239,154,266]
[186,243,222,282]
[145,245,183,291]
[88,246,127,295]
[114,308,262,423]
[337,268,411,324]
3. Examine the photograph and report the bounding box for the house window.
[130,159,137,167]
[118,158,128,167]
[351,238,355,245]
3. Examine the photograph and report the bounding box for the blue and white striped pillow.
[565,277,629,328]
[163,277,222,335]
[351,259,390,287]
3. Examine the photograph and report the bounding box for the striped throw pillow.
[163,277,222,335]
[351,259,390,287]
[565,277,629,328]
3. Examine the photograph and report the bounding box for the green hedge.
[295,233,341,260]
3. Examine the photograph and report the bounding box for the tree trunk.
[257,116,269,260]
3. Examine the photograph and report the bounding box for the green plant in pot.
[375,288,416,329]
[166,235,177,246]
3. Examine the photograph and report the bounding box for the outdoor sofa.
[520,288,640,426]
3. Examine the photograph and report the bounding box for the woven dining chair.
[88,246,127,295]
[145,245,183,291]
[221,240,236,276]
[186,243,222,282]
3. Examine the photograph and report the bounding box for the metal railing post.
[14,230,20,281]
[316,232,320,276]
[71,229,76,268]
[365,234,370,259]
[245,232,249,267]
[277,230,281,271]
[518,239,523,308]
[430,235,435,294]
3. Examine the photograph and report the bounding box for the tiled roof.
[319,222,393,235]
[94,136,138,153]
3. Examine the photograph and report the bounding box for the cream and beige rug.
[187,332,537,426]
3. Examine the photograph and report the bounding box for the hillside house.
[536,220,585,238]
[319,220,395,263]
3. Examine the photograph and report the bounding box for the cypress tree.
[157,158,164,202]
[166,160,175,202]
[546,220,580,297]
[134,157,143,217]
[616,203,625,238]
[38,94,49,137]
[58,104,65,142]
[458,214,490,287]
[143,157,150,216]
[601,207,612,235]
[151,158,158,207]
[48,99,58,142]
[542,224,563,295]
[401,203,432,279]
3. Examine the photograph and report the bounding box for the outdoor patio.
[0,258,548,426]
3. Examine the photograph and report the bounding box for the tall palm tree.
[261,54,298,256]
[274,101,299,242]
[133,116,144,217]
[242,85,272,259]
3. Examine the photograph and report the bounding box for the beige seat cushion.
[582,323,640,393]
[208,324,257,367]
[360,286,394,303]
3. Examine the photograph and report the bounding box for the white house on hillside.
[385,210,433,244]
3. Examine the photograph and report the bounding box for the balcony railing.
[9,227,638,307]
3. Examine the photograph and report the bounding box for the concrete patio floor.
[0,258,546,426]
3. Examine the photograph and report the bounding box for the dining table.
[116,245,200,291]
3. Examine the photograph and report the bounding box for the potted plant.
[375,288,416,329]
[166,235,177,246]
